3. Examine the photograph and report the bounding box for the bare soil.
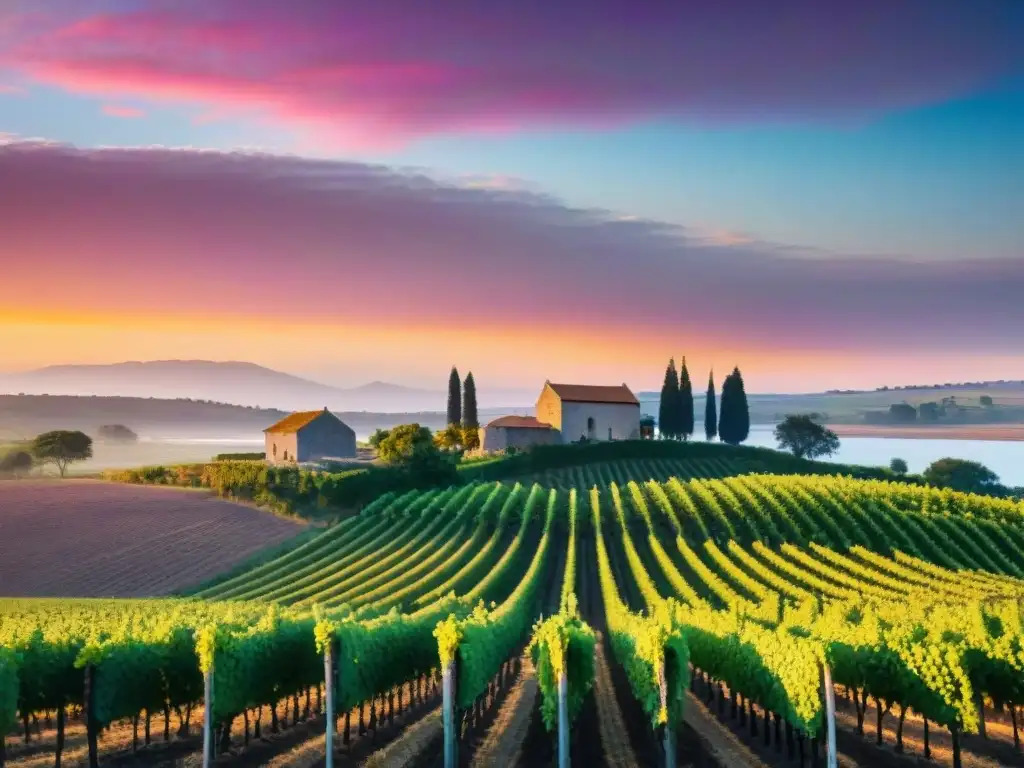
[0,480,305,597]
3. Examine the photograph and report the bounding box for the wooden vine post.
[442,658,459,768]
[660,662,676,768]
[202,660,214,768]
[84,664,99,768]
[324,639,336,768]
[822,663,837,768]
[557,669,570,768]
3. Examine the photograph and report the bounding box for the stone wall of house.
[535,386,563,432]
[479,425,560,452]
[296,414,357,461]
[266,431,299,464]
[559,401,641,443]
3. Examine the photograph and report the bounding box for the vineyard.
[3,472,1024,767]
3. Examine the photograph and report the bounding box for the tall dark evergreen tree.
[657,358,680,439]
[704,370,718,441]
[719,366,750,445]
[462,372,479,429]
[659,360,675,438]
[447,366,461,426]
[677,356,694,440]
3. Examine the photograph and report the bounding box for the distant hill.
[1,360,448,413]
[0,393,532,442]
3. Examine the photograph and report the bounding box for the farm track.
[0,480,303,597]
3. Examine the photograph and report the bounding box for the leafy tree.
[704,370,717,441]
[0,450,33,478]
[918,402,940,422]
[773,415,840,459]
[677,357,694,440]
[888,403,917,423]
[718,367,750,445]
[377,423,458,485]
[889,458,909,475]
[461,424,481,451]
[923,458,1000,494]
[31,430,93,477]
[462,372,479,429]
[368,428,390,448]
[96,424,138,442]
[434,423,463,450]
[447,367,462,426]
[980,395,994,407]
[378,424,435,465]
[657,358,679,439]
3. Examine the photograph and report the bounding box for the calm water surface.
[70,429,1024,486]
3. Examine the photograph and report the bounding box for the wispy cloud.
[0,140,1020,359]
[2,1,1021,146]
[101,104,145,118]
[0,83,25,94]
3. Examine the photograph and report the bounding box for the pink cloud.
[0,141,1021,358]
[101,104,144,118]
[0,83,25,94]
[2,1,1021,146]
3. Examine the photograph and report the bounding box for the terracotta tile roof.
[485,415,556,430]
[264,409,329,434]
[546,382,639,406]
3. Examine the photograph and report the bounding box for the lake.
[742,425,1024,486]
[68,429,1024,486]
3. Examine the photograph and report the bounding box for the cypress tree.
[657,359,679,439]
[705,370,718,441]
[462,372,479,429]
[719,367,750,445]
[447,367,461,426]
[678,356,694,440]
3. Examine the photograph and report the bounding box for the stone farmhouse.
[480,381,641,451]
[264,408,357,465]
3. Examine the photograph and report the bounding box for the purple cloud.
[0,140,1021,357]
[2,1,1022,145]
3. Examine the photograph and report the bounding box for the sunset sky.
[1,1,1022,394]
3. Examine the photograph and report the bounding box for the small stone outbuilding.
[536,381,641,443]
[264,408,356,465]
[478,415,560,452]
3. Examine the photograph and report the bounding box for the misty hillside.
[0,395,529,441]
[0,360,450,413]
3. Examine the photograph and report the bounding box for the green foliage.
[0,449,33,476]
[434,423,463,450]
[923,458,1000,494]
[658,358,680,439]
[774,414,841,460]
[368,428,390,448]
[214,452,266,461]
[447,366,462,426]
[377,423,434,465]
[529,595,596,731]
[718,367,750,445]
[0,647,18,735]
[889,458,909,475]
[31,429,93,477]
[462,372,479,429]
[461,424,481,451]
[96,424,138,442]
[704,370,717,441]
[677,357,694,440]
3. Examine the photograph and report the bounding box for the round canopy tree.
[31,430,93,478]
[774,414,840,460]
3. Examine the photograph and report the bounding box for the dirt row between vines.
[0,480,305,597]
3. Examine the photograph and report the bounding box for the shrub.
[214,452,266,461]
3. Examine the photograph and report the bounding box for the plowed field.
[0,480,305,597]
